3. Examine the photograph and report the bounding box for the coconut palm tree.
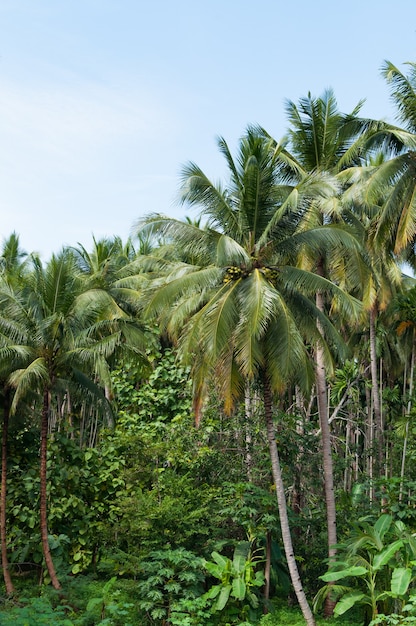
[342,150,405,481]
[0,232,29,287]
[71,236,150,324]
[365,61,416,258]
[0,355,15,595]
[0,248,148,589]
[262,90,393,614]
[135,127,362,625]
[266,91,411,613]
[0,233,30,594]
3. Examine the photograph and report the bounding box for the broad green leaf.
[203,584,221,600]
[391,567,412,596]
[102,577,117,593]
[204,561,223,579]
[407,535,416,558]
[232,542,250,573]
[253,570,265,586]
[215,584,232,611]
[320,566,367,581]
[232,577,246,600]
[86,597,103,612]
[247,590,259,608]
[334,591,367,615]
[373,540,403,571]
[374,514,392,540]
[211,551,229,569]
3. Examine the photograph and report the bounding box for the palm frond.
[9,357,48,412]
[382,60,416,131]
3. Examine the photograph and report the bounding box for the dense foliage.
[3,61,416,625]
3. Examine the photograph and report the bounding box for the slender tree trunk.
[263,373,315,626]
[367,383,374,504]
[292,387,306,538]
[344,418,351,493]
[244,384,253,482]
[315,287,337,617]
[354,425,359,483]
[40,389,61,590]
[1,388,14,595]
[400,333,415,501]
[369,305,383,475]
[263,530,271,610]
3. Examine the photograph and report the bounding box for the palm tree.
[343,150,404,480]
[0,365,14,595]
[264,90,392,613]
[365,61,416,258]
[0,232,29,287]
[0,248,148,589]
[267,92,411,615]
[136,128,361,625]
[71,235,149,322]
[0,233,30,594]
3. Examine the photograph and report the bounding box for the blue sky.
[1,0,416,259]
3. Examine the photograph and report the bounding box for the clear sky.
[1,0,416,259]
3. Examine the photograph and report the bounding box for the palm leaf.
[9,357,48,412]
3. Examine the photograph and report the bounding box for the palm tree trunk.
[40,388,61,590]
[263,530,271,609]
[400,332,415,501]
[315,289,337,617]
[1,388,14,595]
[369,305,383,475]
[263,372,315,626]
[244,384,253,482]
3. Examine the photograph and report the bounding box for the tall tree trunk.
[263,530,271,610]
[343,418,351,492]
[1,388,14,595]
[400,332,415,501]
[263,373,315,626]
[244,384,253,482]
[40,389,61,590]
[292,387,307,538]
[315,287,337,617]
[369,304,383,475]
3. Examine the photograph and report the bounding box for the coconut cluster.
[222,265,279,284]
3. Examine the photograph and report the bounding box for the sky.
[1,1,416,260]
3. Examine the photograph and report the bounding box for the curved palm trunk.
[40,389,61,590]
[263,373,315,626]
[1,388,14,594]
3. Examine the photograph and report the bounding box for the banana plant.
[203,541,265,621]
[314,515,416,622]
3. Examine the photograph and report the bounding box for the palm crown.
[137,127,359,410]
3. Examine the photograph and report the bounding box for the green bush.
[0,596,73,625]
[258,606,362,626]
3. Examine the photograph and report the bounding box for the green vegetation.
[3,60,416,625]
